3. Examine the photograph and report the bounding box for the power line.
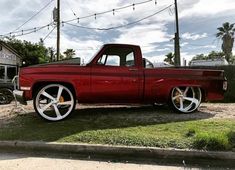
[0,22,53,38]
[12,0,54,32]
[64,0,78,17]
[42,26,56,41]
[64,4,173,31]
[63,0,155,23]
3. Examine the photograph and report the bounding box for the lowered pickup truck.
[14,44,227,121]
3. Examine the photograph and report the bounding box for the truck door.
[90,46,142,103]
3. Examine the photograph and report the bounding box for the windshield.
[86,45,104,65]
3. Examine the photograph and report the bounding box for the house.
[0,41,22,83]
[189,58,229,66]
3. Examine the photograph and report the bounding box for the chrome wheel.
[34,84,75,121]
[171,87,202,113]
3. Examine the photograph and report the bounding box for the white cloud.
[182,32,207,40]
[114,24,172,55]
[0,0,235,63]
[179,0,235,18]
[155,48,171,52]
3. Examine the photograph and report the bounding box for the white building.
[189,58,229,66]
[0,41,21,83]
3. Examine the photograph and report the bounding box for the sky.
[0,0,235,64]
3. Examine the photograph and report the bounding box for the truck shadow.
[2,104,215,142]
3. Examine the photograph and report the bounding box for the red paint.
[19,44,226,104]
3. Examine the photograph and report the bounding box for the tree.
[192,51,224,61]
[4,38,50,66]
[164,52,175,65]
[63,49,76,59]
[192,54,206,61]
[48,47,55,62]
[216,22,235,63]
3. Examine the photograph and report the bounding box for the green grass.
[0,106,234,151]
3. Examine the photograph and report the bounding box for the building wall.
[0,46,21,66]
[0,45,21,82]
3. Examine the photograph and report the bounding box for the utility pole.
[174,0,181,66]
[56,0,60,61]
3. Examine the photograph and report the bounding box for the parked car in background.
[14,44,227,121]
[0,82,14,104]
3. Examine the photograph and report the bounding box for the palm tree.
[164,52,175,65]
[216,22,235,63]
[63,49,76,59]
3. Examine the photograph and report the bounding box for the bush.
[192,132,230,151]
[227,130,235,147]
[185,129,196,137]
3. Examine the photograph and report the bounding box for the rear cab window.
[97,47,136,67]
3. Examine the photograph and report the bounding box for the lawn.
[0,105,234,151]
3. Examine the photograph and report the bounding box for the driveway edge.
[0,141,234,160]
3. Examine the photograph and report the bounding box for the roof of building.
[0,41,22,59]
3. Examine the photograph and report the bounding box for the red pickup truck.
[14,44,227,121]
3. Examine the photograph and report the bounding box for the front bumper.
[13,90,27,105]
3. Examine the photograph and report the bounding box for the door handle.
[129,68,138,71]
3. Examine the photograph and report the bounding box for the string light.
[0,0,167,39]
[65,5,173,31]
[62,0,153,24]
[0,23,53,38]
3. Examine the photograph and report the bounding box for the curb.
[0,141,235,161]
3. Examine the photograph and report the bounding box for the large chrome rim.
[171,87,202,113]
[35,84,75,121]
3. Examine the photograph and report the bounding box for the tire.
[169,86,202,113]
[33,84,76,121]
[0,88,14,105]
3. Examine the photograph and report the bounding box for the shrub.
[185,129,196,137]
[192,132,230,151]
[227,130,235,147]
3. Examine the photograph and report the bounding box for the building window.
[0,66,5,82]
[0,65,17,82]
[6,66,17,81]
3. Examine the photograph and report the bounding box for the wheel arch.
[32,81,76,99]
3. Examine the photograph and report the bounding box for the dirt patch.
[0,102,235,127]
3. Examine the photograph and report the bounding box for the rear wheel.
[33,84,76,121]
[170,86,202,113]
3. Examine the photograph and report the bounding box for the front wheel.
[33,84,76,121]
[170,86,202,113]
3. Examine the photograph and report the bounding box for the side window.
[97,47,136,67]
[125,52,135,67]
[106,55,120,66]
